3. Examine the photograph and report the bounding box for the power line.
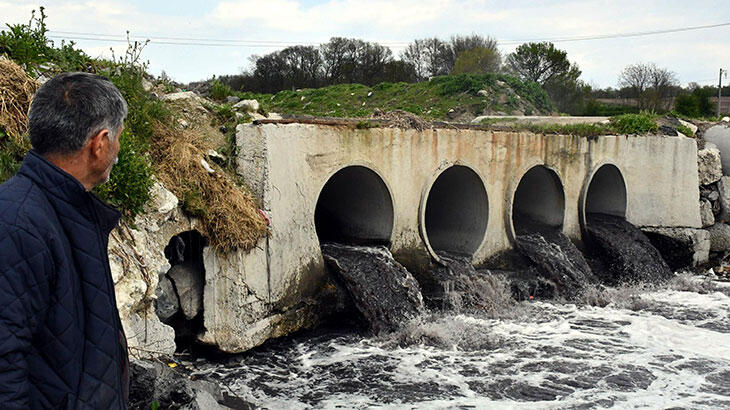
[36,20,730,48]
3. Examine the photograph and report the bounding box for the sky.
[2,0,729,88]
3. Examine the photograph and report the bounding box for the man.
[0,72,129,408]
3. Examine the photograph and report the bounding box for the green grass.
[675,124,694,136]
[233,73,553,120]
[479,112,662,137]
[609,113,658,134]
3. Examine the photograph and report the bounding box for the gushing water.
[196,279,730,409]
[514,219,598,299]
[585,213,673,285]
[321,243,426,334]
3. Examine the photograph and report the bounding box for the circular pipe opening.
[314,166,394,245]
[511,165,565,235]
[423,165,489,256]
[583,164,627,220]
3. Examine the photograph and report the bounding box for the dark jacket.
[0,151,128,409]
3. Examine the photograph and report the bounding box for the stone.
[697,146,722,185]
[167,263,205,320]
[142,78,154,92]
[226,95,240,104]
[723,116,730,122]
[161,91,201,102]
[207,149,227,165]
[128,360,231,409]
[703,124,730,174]
[708,190,720,202]
[122,313,177,358]
[155,275,180,322]
[701,199,715,228]
[148,181,179,214]
[642,227,710,269]
[707,223,730,252]
[477,89,489,97]
[178,118,189,128]
[718,176,730,221]
[233,99,260,112]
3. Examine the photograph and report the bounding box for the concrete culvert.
[315,166,394,245]
[583,164,627,220]
[424,165,488,256]
[512,165,565,235]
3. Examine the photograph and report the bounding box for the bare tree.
[619,63,678,110]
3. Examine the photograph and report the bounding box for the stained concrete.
[210,123,703,352]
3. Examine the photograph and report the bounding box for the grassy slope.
[235,73,554,120]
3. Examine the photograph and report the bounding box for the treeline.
[219,35,502,94]
[217,34,588,113]
[213,34,725,117]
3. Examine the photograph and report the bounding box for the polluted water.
[585,212,673,285]
[195,275,730,409]
[190,218,729,408]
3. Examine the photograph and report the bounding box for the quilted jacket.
[0,151,128,409]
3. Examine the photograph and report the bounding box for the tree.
[506,42,572,85]
[447,34,500,72]
[400,37,451,80]
[619,62,678,111]
[451,47,501,74]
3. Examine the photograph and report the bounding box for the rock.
[219,125,228,134]
[201,158,215,174]
[708,190,720,202]
[142,78,154,92]
[477,89,489,97]
[367,91,373,97]
[642,227,710,269]
[207,149,227,165]
[701,199,715,228]
[233,99,259,112]
[161,91,201,102]
[723,116,730,122]
[122,313,177,358]
[703,124,730,174]
[697,146,723,185]
[167,263,205,320]
[498,94,508,104]
[718,177,730,221]
[129,360,232,409]
[226,95,240,104]
[147,182,179,214]
[155,275,180,322]
[178,118,189,128]
[659,125,678,136]
[707,223,730,252]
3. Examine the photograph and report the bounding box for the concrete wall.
[215,123,701,351]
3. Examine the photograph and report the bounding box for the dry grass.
[371,109,432,131]
[151,121,267,252]
[0,58,38,141]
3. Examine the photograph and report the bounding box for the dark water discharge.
[513,217,598,299]
[321,243,425,334]
[196,278,730,409]
[585,213,673,285]
[191,215,725,408]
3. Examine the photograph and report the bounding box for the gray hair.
[28,72,128,156]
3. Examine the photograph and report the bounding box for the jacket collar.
[18,150,121,235]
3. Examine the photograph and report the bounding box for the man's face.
[99,126,122,185]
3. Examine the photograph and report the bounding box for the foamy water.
[197,279,730,409]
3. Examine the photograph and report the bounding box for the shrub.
[210,79,233,101]
[610,113,658,134]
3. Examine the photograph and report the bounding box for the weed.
[675,124,694,136]
[609,113,658,134]
[210,79,233,101]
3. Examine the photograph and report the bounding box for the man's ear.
[86,129,110,160]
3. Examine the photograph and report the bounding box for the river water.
[197,277,730,409]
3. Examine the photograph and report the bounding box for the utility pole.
[720,68,727,118]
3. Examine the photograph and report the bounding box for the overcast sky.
[2,0,729,88]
